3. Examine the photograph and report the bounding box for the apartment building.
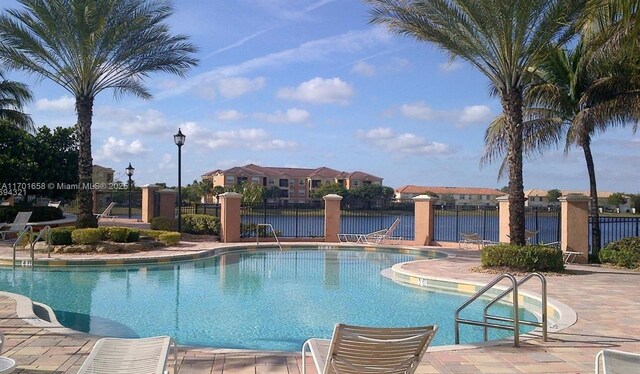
[201,164,383,204]
[394,185,505,206]
[525,189,633,211]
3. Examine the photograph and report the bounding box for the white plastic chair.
[0,212,32,241]
[94,202,116,220]
[338,217,402,245]
[595,349,640,374]
[302,323,438,374]
[78,336,176,374]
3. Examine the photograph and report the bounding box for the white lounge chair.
[338,217,402,245]
[525,230,539,244]
[458,232,488,250]
[94,202,116,220]
[0,211,32,241]
[78,336,176,374]
[595,348,640,374]
[302,323,438,374]
[47,201,61,208]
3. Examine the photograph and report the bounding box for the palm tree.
[0,71,33,132]
[364,0,584,245]
[0,0,198,227]
[483,41,640,259]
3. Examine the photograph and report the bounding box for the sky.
[0,0,638,194]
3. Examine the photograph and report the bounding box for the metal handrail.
[30,225,52,264]
[12,225,33,268]
[454,273,520,346]
[255,223,282,251]
[483,272,547,342]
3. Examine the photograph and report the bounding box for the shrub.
[50,226,75,245]
[158,232,181,245]
[126,229,140,243]
[0,206,64,223]
[150,216,176,231]
[105,227,129,243]
[599,237,640,269]
[481,244,564,272]
[139,229,166,240]
[75,214,98,228]
[71,228,102,245]
[181,214,220,235]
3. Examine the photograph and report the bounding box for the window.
[268,178,275,185]
[298,179,304,186]
[311,180,321,188]
[251,176,260,183]
[226,176,234,184]
[289,179,295,187]
[298,190,305,196]
[353,181,359,187]
[237,177,247,184]
[279,179,288,188]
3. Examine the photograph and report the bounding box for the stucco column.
[158,188,177,222]
[413,195,434,246]
[220,192,242,243]
[140,184,160,223]
[559,194,591,264]
[323,194,343,243]
[497,196,510,243]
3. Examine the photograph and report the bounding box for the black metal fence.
[240,201,325,238]
[180,203,220,217]
[340,199,415,240]
[590,216,640,250]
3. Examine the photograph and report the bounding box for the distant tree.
[0,121,37,190]
[608,193,626,207]
[500,186,509,193]
[212,185,226,203]
[440,193,455,205]
[239,182,263,205]
[311,183,348,199]
[546,189,562,203]
[262,186,282,203]
[347,184,395,208]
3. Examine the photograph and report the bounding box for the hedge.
[50,226,75,245]
[181,214,220,235]
[150,216,176,231]
[158,232,181,245]
[0,206,63,223]
[599,237,640,269]
[481,244,564,272]
[71,228,102,245]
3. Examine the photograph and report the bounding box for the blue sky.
[1,0,638,193]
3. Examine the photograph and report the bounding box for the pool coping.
[0,242,579,354]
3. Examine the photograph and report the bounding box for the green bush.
[71,228,102,245]
[481,244,564,272]
[126,229,140,243]
[599,237,640,269]
[105,227,129,243]
[158,232,181,245]
[150,216,176,231]
[181,214,220,235]
[0,206,64,223]
[75,214,98,228]
[50,226,75,245]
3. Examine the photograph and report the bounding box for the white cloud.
[95,137,148,162]
[96,108,170,135]
[253,108,310,124]
[215,110,246,121]
[357,127,450,155]
[35,96,75,111]
[400,102,436,121]
[158,153,174,170]
[277,77,354,105]
[457,105,492,126]
[352,61,376,76]
[439,61,464,72]
[179,122,297,150]
[217,77,266,98]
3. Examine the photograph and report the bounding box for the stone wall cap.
[323,194,343,201]
[158,188,177,193]
[413,194,433,201]
[496,195,509,201]
[221,192,242,198]
[558,194,591,202]
[141,184,160,188]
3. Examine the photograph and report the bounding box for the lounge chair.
[338,217,402,245]
[0,331,16,373]
[0,211,32,241]
[525,230,538,244]
[302,323,438,374]
[47,201,61,208]
[78,336,176,374]
[94,202,116,220]
[458,232,489,250]
[595,348,640,374]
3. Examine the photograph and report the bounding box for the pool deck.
[0,219,638,373]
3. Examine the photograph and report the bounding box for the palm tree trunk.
[581,136,601,261]
[502,90,526,245]
[75,95,98,228]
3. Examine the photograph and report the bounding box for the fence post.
[413,195,434,246]
[323,194,343,243]
[220,192,242,243]
[497,196,510,243]
[140,184,160,223]
[559,194,590,264]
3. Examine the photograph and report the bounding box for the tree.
[212,186,226,204]
[608,192,626,207]
[547,189,562,203]
[0,72,34,132]
[33,126,79,201]
[0,0,198,227]
[365,0,583,245]
[311,183,348,199]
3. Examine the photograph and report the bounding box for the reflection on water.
[0,249,529,351]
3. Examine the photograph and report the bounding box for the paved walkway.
[0,222,638,373]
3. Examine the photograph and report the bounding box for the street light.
[173,128,186,232]
[125,163,135,219]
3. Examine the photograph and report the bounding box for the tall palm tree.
[0,71,33,132]
[483,41,640,259]
[364,0,584,245]
[0,0,198,227]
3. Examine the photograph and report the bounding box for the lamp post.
[173,128,186,232]
[125,163,134,219]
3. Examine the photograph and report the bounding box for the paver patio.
[0,218,638,373]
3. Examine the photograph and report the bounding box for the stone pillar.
[158,189,177,222]
[141,184,160,223]
[497,196,510,243]
[323,194,343,243]
[413,195,434,246]
[220,192,242,243]
[559,194,591,264]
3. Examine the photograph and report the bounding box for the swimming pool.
[0,247,534,351]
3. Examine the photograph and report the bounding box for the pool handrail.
[255,223,282,251]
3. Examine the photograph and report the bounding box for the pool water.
[0,248,535,351]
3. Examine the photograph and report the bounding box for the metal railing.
[13,226,33,268]
[454,273,547,347]
[12,225,52,268]
[255,224,282,251]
